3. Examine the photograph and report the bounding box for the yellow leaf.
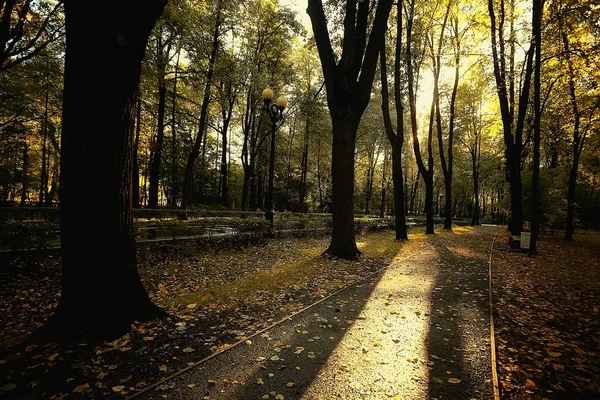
[112,385,125,392]
[73,383,89,393]
[257,378,264,385]
[525,379,536,388]
[448,378,461,384]
[286,382,295,387]
[159,365,168,372]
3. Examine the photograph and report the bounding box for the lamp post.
[262,87,287,227]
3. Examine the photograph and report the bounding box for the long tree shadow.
[139,268,386,399]
[425,228,494,399]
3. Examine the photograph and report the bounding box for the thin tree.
[487,0,535,235]
[530,0,542,254]
[49,0,167,338]
[436,4,460,230]
[307,0,393,259]
[380,1,408,240]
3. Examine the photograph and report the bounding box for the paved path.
[135,226,499,400]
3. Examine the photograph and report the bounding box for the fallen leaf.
[112,385,125,393]
[525,379,536,388]
[286,382,295,387]
[73,383,89,393]
[448,378,461,384]
[159,365,168,372]
[257,378,264,385]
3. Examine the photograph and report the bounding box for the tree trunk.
[20,142,28,206]
[471,150,480,226]
[133,95,142,208]
[50,0,166,339]
[299,117,309,213]
[39,67,49,206]
[148,33,167,209]
[170,48,180,208]
[220,107,231,207]
[325,114,360,259]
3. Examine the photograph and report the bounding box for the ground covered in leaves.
[0,230,428,399]
[492,232,600,399]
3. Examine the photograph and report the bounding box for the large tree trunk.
[50,0,166,339]
[325,113,360,259]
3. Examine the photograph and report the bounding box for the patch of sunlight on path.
[301,247,439,399]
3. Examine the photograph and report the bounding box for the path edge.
[488,229,501,400]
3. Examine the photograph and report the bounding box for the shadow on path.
[425,227,495,399]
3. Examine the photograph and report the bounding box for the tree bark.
[50,0,166,339]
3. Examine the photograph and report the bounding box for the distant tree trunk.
[559,11,591,241]
[170,48,180,208]
[364,149,375,215]
[436,11,459,230]
[182,0,221,209]
[410,171,419,215]
[317,137,323,209]
[50,0,166,339]
[20,142,28,206]
[470,145,480,226]
[133,95,142,208]
[379,148,388,218]
[148,32,168,209]
[220,100,233,207]
[308,0,393,259]
[39,62,50,206]
[299,117,310,213]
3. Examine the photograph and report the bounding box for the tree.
[49,0,167,338]
[529,0,542,254]
[307,0,393,259]
[435,2,461,230]
[181,0,223,209]
[380,2,408,240]
[0,0,64,73]
[555,0,600,240]
[405,0,440,234]
[487,0,535,235]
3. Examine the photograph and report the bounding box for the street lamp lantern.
[262,87,288,228]
[276,96,288,109]
[262,87,274,101]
